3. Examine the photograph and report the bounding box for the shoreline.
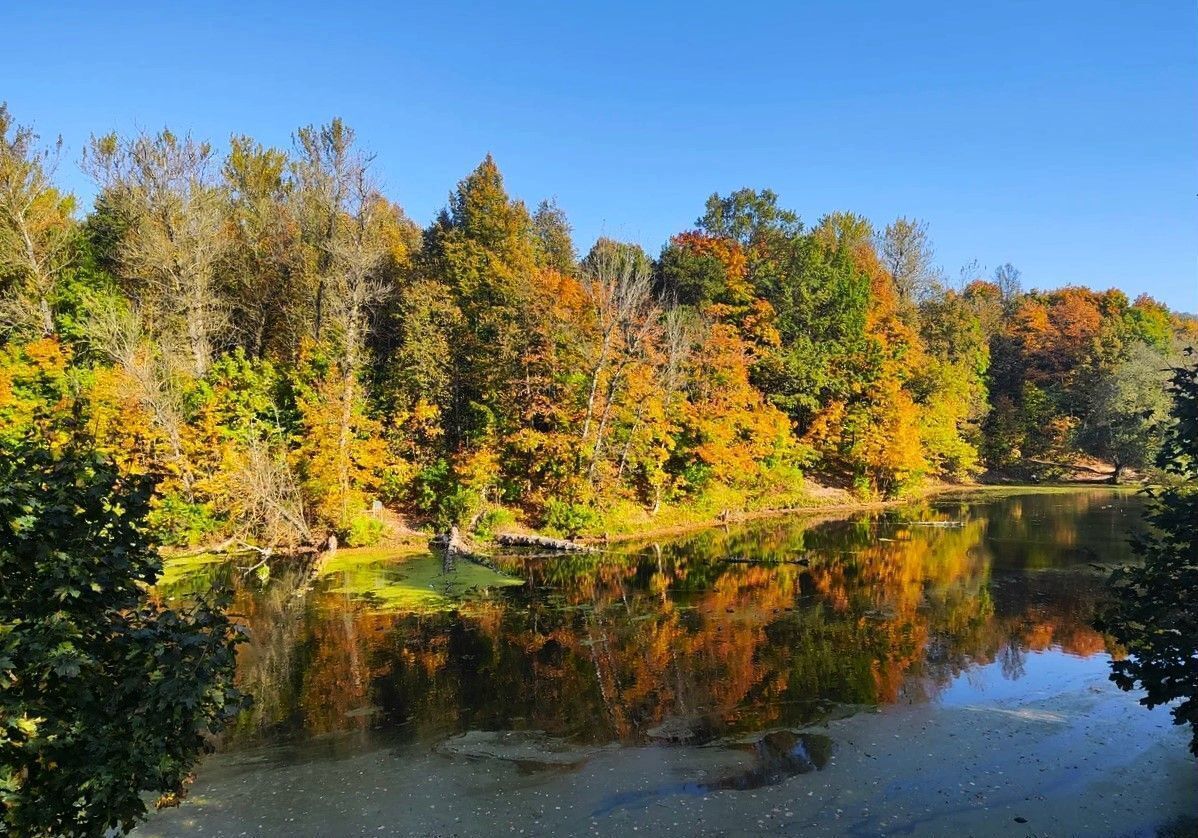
[570,480,1138,547]
[160,481,1140,565]
[576,482,962,546]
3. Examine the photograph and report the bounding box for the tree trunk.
[38,295,54,337]
[185,302,210,378]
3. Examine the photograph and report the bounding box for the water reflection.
[155,489,1143,754]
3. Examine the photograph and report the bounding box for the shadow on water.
[592,730,833,816]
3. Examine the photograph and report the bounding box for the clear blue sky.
[3,1,1195,310]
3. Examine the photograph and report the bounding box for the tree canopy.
[0,103,1194,550]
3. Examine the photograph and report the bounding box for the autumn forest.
[2,107,1194,551]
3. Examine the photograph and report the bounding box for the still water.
[139,489,1195,837]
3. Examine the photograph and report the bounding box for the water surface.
[139,489,1195,836]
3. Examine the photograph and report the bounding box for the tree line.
[2,105,1195,548]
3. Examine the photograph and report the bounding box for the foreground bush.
[0,427,245,837]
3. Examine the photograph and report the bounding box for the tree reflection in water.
[154,489,1144,753]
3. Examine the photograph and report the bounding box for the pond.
[137,489,1195,837]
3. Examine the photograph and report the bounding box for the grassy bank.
[462,478,978,548]
[162,480,1141,569]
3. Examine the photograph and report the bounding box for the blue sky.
[3,1,1195,310]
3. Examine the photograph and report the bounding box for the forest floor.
[982,454,1130,485]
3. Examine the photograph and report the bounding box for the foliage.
[543,499,600,538]
[1076,343,1172,481]
[343,512,386,547]
[677,322,792,487]
[292,347,391,531]
[147,494,223,547]
[1102,357,1198,755]
[419,154,540,446]
[0,105,77,338]
[1,102,1195,551]
[408,455,491,530]
[984,286,1189,475]
[0,425,244,836]
[470,504,517,539]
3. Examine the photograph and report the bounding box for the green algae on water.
[318,550,524,613]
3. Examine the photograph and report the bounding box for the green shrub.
[147,495,223,547]
[593,499,650,535]
[410,459,482,529]
[679,461,713,495]
[1102,359,1198,755]
[343,513,385,547]
[851,472,874,500]
[750,461,807,508]
[377,467,409,506]
[696,482,749,517]
[0,430,245,836]
[543,499,599,538]
[472,505,516,539]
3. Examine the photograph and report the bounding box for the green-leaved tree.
[0,423,245,836]
[1102,354,1198,754]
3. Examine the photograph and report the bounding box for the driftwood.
[236,540,275,576]
[495,532,593,553]
[430,525,475,557]
[165,537,238,560]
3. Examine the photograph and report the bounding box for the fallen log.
[496,532,593,552]
[164,537,238,560]
[430,525,473,556]
[429,527,521,573]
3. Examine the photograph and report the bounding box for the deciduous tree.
[0,425,243,836]
[85,130,227,377]
[0,105,75,337]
